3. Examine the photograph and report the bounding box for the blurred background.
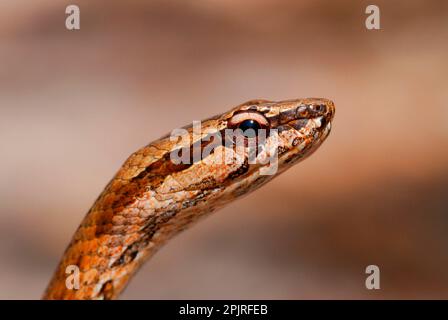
[1,0,447,299]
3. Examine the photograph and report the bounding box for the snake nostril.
[313,104,326,113]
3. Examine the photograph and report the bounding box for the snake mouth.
[283,115,329,132]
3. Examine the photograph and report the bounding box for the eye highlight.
[228,111,269,138]
[237,119,260,138]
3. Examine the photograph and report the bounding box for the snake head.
[222,98,335,176]
[159,97,335,198]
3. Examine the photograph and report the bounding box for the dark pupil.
[238,119,261,138]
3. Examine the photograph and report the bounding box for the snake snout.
[295,98,335,121]
[324,99,336,122]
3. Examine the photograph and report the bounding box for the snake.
[42,98,335,299]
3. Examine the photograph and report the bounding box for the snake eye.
[237,120,261,138]
[228,111,269,138]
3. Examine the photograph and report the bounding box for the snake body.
[43,98,335,299]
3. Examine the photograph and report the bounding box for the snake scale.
[43,98,335,299]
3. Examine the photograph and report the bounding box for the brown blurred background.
[1,0,447,299]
